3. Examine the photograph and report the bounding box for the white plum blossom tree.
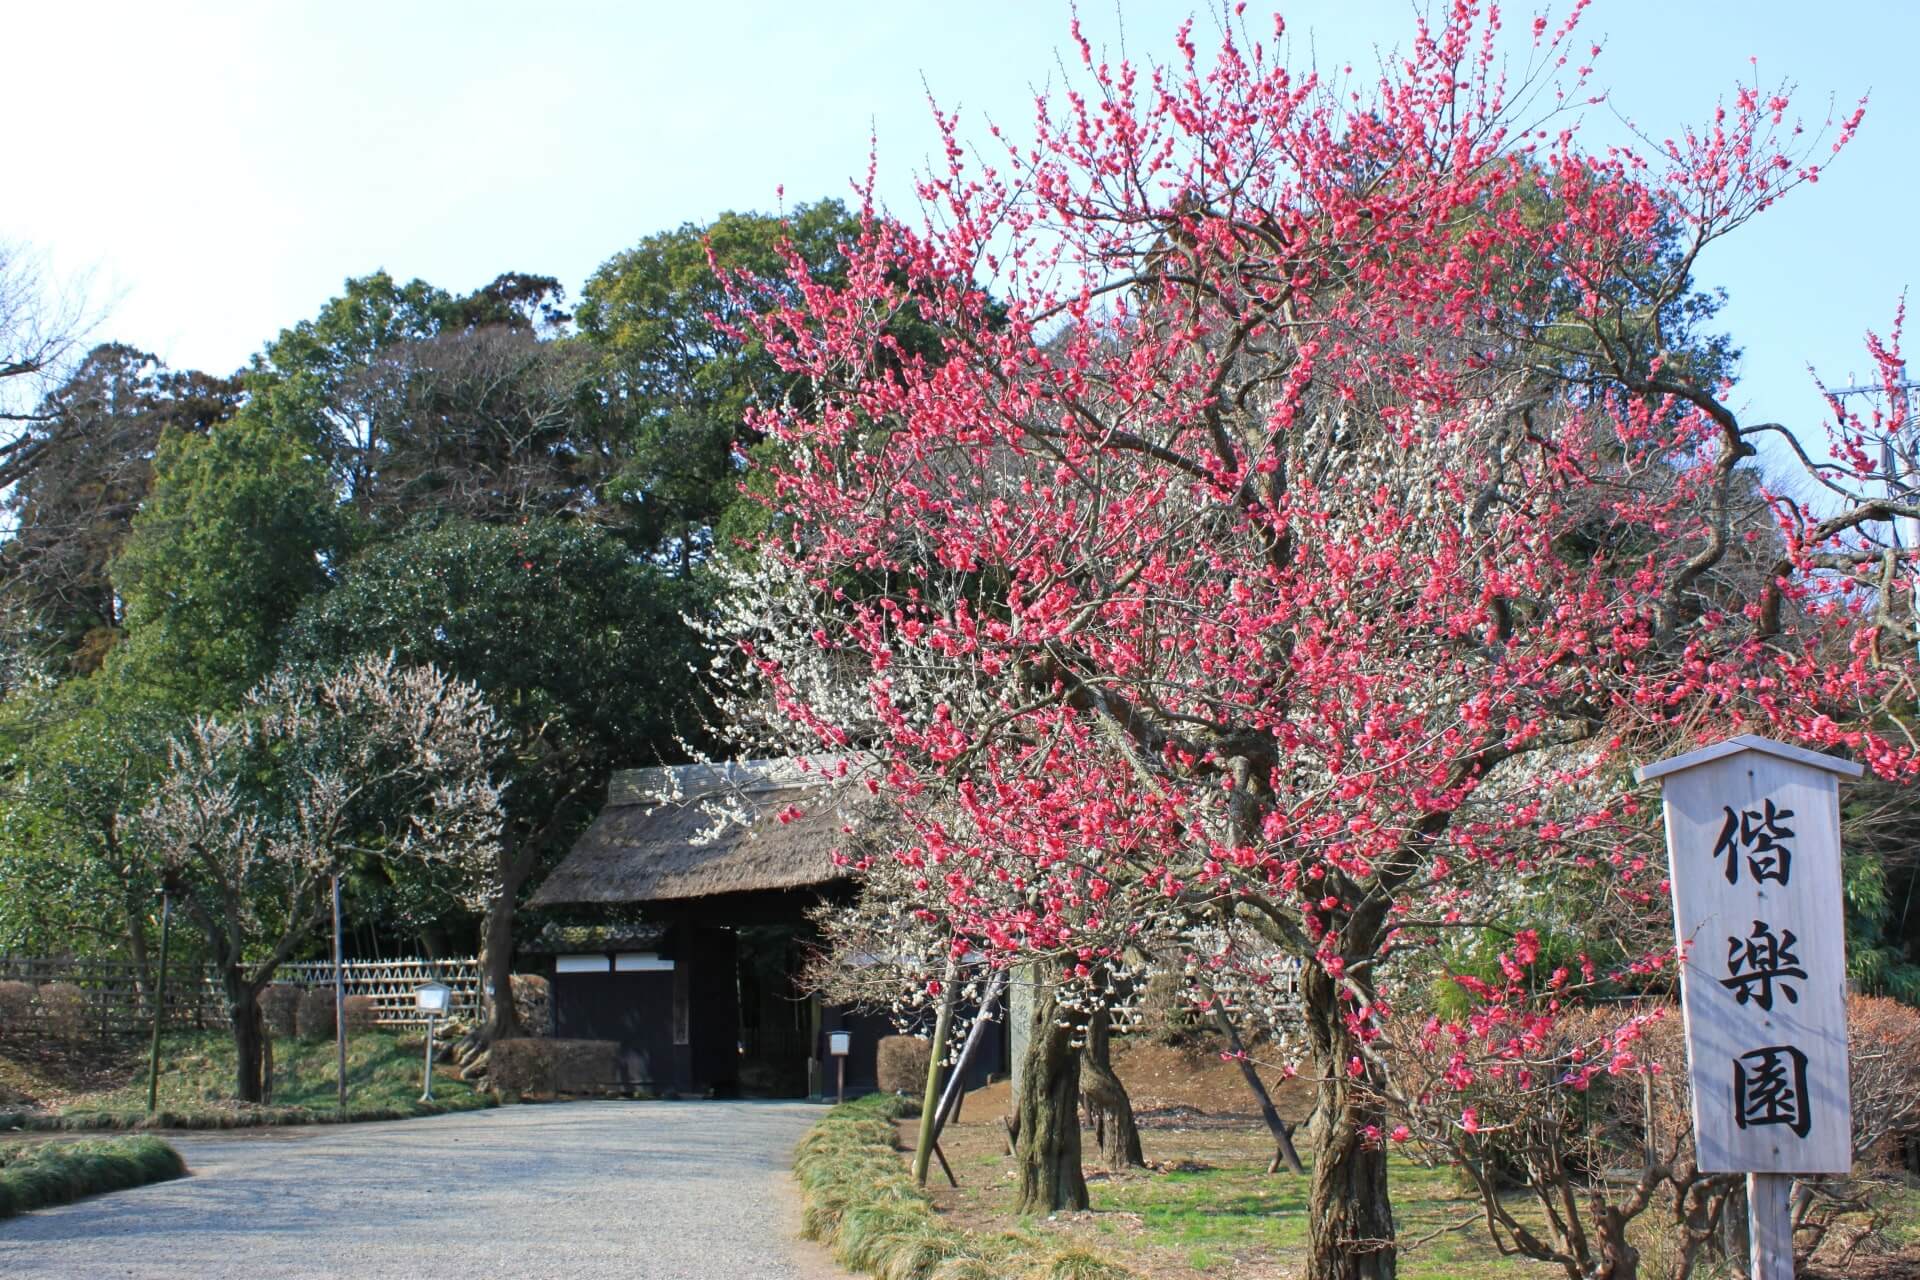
[137,653,506,1103]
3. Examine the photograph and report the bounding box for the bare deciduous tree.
[0,243,93,473]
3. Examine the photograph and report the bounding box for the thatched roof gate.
[529,757,875,909]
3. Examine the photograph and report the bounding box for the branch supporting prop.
[912,952,962,1186]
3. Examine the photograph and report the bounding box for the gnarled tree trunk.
[1302,963,1396,1280]
[1014,971,1089,1213]
[1081,1003,1145,1172]
[1591,1199,1640,1280]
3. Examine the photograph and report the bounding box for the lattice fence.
[0,955,480,1038]
[275,958,481,1028]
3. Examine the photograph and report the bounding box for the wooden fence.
[0,955,480,1039]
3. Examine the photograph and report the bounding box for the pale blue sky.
[7,1,1916,442]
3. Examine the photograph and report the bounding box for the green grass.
[793,1095,1139,1280]
[816,1103,1920,1278]
[1084,1157,1547,1279]
[1086,1156,1920,1278]
[0,1030,490,1132]
[0,1135,186,1218]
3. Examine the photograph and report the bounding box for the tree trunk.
[122,880,154,1017]
[1591,1197,1640,1280]
[1081,1005,1145,1172]
[1014,973,1089,1214]
[478,836,534,1043]
[1302,964,1396,1280]
[226,976,267,1104]
[479,894,522,1042]
[262,1025,275,1106]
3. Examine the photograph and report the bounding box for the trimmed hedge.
[0,981,33,1036]
[342,994,380,1032]
[791,1094,1137,1280]
[36,983,87,1045]
[489,1038,622,1096]
[876,1035,932,1096]
[0,1136,186,1218]
[296,988,336,1040]
[260,984,301,1037]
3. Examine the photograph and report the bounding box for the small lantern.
[827,1030,852,1104]
[413,981,452,1102]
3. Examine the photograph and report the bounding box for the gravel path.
[0,1101,849,1279]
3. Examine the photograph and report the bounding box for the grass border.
[0,1135,187,1218]
[792,1094,1138,1280]
[0,1092,493,1134]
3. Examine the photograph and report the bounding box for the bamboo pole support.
[911,953,962,1186]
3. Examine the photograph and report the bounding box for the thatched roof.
[528,757,877,908]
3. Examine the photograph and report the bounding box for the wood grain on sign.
[1639,737,1856,1175]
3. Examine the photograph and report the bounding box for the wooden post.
[420,1010,436,1103]
[836,1053,845,1105]
[332,874,347,1111]
[931,969,1007,1139]
[1212,1007,1305,1176]
[1748,1172,1794,1280]
[145,892,171,1116]
[931,1139,959,1188]
[808,993,824,1102]
[911,953,962,1186]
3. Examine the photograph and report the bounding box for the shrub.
[260,985,301,1037]
[296,987,336,1040]
[511,974,551,1037]
[342,994,380,1031]
[875,1035,931,1096]
[0,981,32,1037]
[489,1038,620,1096]
[36,982,88,1045]
[487,1039,546,1095]
[1847,994,1920,1170]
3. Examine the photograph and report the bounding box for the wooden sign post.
[1636,736,1860,1280]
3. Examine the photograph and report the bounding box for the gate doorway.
[735,924,812,1097]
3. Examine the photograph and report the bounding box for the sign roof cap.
[1633,733,1865,784]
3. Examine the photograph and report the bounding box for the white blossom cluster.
[134,654,509,955]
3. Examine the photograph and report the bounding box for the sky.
[5,1,1917,443]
